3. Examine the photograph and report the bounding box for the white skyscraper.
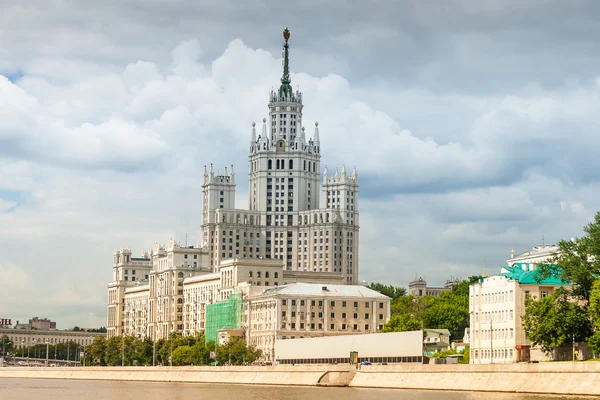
[201,28,359,283]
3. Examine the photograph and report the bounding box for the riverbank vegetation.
[83,332,261,366]
[370,277,480,341]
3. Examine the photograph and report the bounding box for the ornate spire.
[279,28,293,98]
[251,122,256,142]
[314,121,320,142]
[261,118,267,138]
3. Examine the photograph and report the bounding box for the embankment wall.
[351,363,600,396]
[2,363,600,396]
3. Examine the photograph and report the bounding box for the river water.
[0,378,592,400]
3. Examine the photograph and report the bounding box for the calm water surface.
[0,379,593,400]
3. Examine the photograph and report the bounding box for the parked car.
[360,361,372,365]
[17,361,29,366]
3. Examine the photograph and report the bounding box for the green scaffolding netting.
[205,290,243,343]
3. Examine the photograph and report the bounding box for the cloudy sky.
[1,0,599,329]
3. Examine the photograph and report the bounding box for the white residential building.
[469,260,565,364]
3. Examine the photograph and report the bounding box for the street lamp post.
[45,340,49,366]
[121,336,125,367]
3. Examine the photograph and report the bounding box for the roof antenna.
[542,234,545,247]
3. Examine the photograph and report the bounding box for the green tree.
[522,289,592,354]
[368,283,407,301]
[106,335,124,366]
[172,345,193,366]
[382,313,422,332]
[587,280,600,355]
[423,289,469,340]
[85,336,107,365]
[1,335,14,356]
[537,212,600,302]
[215,337,261,365]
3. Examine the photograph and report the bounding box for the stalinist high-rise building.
[201,28,359,283]
[107,29,362,340]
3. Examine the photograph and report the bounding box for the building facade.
[245,283,390,360]
[469,262,565,364]
[0,328,103,349]
[29,317,57,330]
[200,28,359,284]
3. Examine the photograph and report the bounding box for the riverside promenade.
[1,363,599,396]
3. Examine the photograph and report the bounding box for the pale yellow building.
[245,283,390,360]
[469,262,565,364]
[0,328,103,349]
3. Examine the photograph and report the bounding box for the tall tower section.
[248,27,321,219]
[201,164,236,264]
[321,166,359,283]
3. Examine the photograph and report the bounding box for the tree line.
[83,332,261,366]
[523,211,600,356]
[369,278,479,341]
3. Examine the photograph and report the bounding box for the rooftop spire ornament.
[279,27,292,97]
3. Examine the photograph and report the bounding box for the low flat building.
[274,330,423,364]
[0,328,104,349]
[424,329,451,355]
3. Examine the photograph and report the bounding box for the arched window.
[177,298,183,304]
[275,272,279,278]
[304,160,306,170]
[268,160,272,169]
[265,272,270,278]
[178,272,184,278]
[289,159,293,169]
[257,271,262,278]
[281,159,285,169]
[249,271,253,277]
[313,162,316,172]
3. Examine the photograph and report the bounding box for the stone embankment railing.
[2,362,600,396]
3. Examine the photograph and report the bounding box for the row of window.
[283,322,372,330]
[283,311,375,320]
[281,299,384,309]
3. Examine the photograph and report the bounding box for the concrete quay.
[1,363,600,396]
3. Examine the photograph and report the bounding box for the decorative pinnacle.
[281,27,291,85]
[283,27,290,43]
